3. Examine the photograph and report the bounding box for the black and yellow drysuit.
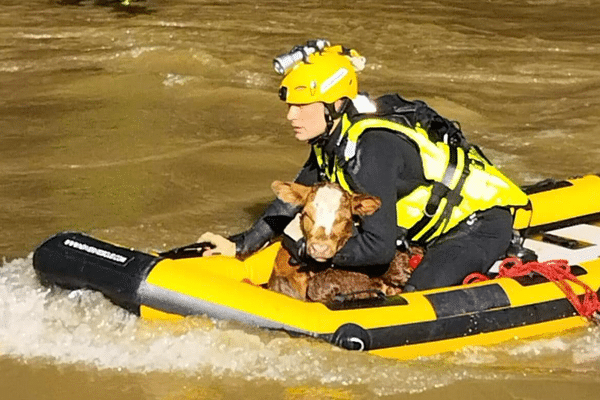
[231,94,528,290]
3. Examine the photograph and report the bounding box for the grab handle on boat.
[159,242,215,259]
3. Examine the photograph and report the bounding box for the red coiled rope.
[463,257,600,321]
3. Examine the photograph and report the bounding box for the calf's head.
[272,181,381,262]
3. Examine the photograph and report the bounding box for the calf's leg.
[267,246,310,300]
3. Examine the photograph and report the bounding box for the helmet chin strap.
[308,99,350,146]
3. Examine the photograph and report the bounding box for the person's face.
[286,102,327,142]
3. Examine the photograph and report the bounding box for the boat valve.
[332,323,371,351]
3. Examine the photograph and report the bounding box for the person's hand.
[197,232,236,257]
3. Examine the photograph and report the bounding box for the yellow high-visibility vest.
[313,114,528,244]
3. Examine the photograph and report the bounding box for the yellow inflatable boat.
[33,175,600,360]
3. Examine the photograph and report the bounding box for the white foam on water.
[162,73,195,87]
[0,62,23,73]
[572,327,600,365]
[2,256,600,396]
[507,337,571,357]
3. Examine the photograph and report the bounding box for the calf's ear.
[271,181,312,206]
[351,194,382,216]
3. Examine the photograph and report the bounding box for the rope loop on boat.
[463,257,600,323]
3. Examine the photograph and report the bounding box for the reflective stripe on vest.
[314,116,529,244]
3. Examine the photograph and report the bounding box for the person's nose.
[287,105,299,121]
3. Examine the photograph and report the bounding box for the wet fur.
[267,180,423,303]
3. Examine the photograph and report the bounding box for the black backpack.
[373,94,470,151]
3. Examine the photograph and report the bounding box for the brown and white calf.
[267,181,419,303]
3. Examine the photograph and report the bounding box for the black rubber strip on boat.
[324,293,585,351]
[521,212,600,235]
[521,178,572,195]
[424,284,510,318]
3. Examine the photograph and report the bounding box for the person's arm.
[229,149,321,258]
[331,130,423,268]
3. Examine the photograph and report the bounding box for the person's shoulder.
[359,127,398,140]
[357,126,415,151]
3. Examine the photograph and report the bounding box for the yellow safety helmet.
[276,42,365,105]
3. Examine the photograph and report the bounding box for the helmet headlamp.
[273,39,330,75]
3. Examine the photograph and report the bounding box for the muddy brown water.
[1,1,600,399]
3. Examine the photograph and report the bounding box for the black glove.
[282,234,307,266]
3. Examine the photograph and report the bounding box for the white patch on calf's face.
[312,185,343,235]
